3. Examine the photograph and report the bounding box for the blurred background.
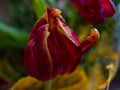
[0,0,120,90]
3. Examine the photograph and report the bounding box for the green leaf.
[114,0,120,5]
[0,21,28,48]
[32,0,47,18]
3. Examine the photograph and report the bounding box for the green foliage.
[32,0,47,18]
[0,21,28,48]
[9,0,36,31]
[114,0,120,5]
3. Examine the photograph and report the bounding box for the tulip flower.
[69,0,116,25]
[24,7,100,81]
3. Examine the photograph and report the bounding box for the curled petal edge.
[80,28,100,55]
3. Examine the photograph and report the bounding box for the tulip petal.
[69,0,116,25]
[69,0,105,25]
[35,25,54,80]
[46,8,83,75]
[24,38,40,79]
[47,26,81,75]
[80,28,100,55]
[79,0,94,6]
[67,28,100,73]
[29,16,47,40]
[101,0,116,17]
[24,24,54,80]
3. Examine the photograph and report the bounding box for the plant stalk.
[44,80,52,90]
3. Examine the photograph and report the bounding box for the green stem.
[68,8,78,29]
[44,80,52,90]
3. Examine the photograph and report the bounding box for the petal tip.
[45,7,62,17]
[90,28,100,40]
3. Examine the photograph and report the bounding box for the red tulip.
[24,7,100,81]
[101,0,116,17]
[69,0,116,25]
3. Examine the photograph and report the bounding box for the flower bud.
[69,0,116,25]
[24,7,100,81]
